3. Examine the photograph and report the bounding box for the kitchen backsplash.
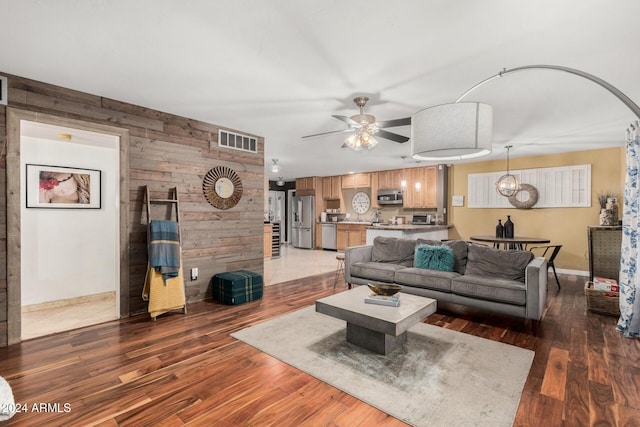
[331,188,437,223]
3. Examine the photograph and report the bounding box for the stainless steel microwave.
[377,189,403,205]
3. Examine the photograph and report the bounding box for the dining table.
[469,235,551,250]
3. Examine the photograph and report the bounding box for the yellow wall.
[448,147,625,272]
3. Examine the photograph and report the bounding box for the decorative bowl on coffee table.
[367,283,401,296]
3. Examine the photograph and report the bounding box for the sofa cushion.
[395,267,457,292]
[350,261,405,283]
[417,239,468,274]
[451,275,526,305]
[414,244,454,271]
[371,236,416,267]
[464,244,533,283]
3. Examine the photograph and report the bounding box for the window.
[467,164,591,208]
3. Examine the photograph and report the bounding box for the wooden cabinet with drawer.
[336,224,367,251]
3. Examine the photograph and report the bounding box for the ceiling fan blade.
[375,129,410,143]
[376,117,411,128]
[302,128,355,139]
[332,115,361,127]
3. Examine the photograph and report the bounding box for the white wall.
[20,122,119,306]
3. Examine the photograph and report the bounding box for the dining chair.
[529,245,562,289]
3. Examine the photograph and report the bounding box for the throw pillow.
[414,244,455,271]
[416,239,468,274]
[464,244,534,282]
[371,236,417,267]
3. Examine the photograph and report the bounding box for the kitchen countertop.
[317,221,452,231]
[366,224,452,231]
[317,221,368,224]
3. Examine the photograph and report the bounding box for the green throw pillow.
[414,244,454,271]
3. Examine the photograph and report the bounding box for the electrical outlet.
[190,267,198,281]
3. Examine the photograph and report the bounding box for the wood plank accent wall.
[0,103,5,346]
[0,72,265,346]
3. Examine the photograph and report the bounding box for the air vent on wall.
[218,130,257,153]
[0,76,7,106]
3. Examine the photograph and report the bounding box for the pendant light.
[271,159,281,173]
[496,145,519,197]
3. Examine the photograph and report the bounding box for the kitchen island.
[365,224,451,244]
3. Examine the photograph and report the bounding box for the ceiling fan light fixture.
[410,102,493,161]
[343,134,360,150]
[344,130,378,151]
[271,158,281,173]
[359,131,378,149]
[303,95,410,147]
[496,145,520,197]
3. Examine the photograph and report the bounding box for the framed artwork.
[451,195,465,207]
[26,164,101,209]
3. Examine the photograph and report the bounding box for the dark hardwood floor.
[0,272,639,426]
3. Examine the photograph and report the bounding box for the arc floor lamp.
[411,65,640,162]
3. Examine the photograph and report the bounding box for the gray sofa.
[345,236,548,321]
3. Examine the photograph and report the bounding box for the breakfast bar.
[365,224,452,244]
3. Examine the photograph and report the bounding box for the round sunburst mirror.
[203,166,243,210]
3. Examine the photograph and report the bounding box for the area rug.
[0,376,15,421]
[232,306,534,427]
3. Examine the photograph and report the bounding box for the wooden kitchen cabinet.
[322,176,341,200]
[377,169,405,190]
[336,226,348,251]
[424,167,437,207]
[336,224,367,251]
[392,169,406,189]
[370,172,380,209]
[295,176,317,195]
[263,224,272,258]
[315,223,323,249]
[377,170,391,190]
[403,167,437,208]
[355,173,371,188]
[341,173,371,189]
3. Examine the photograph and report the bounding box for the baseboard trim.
[556,268,589,277]
[22,291,116,313]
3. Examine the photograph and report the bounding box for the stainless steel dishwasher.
[321,223,337,250]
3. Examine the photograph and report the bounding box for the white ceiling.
[2,0,639,181]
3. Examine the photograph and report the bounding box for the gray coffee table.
[315,286,437,355]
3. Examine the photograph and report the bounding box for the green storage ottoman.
[212,270,263,305]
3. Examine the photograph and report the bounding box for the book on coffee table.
[364,293,400,307]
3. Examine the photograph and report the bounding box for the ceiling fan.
[302,96,411,150]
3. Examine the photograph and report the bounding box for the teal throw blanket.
[149,220,181,281]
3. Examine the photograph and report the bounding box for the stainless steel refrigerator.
[292,195,315,249]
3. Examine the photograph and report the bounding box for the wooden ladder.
[145,185,181,244]
[143,185,187,319]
